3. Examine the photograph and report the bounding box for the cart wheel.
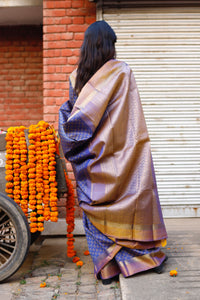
[0,192,31,282]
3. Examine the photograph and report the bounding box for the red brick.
[43,114,57,123]
[0,58,9,63]
[43,65,56,73]
[43,25,67,33]
[25,91,42,97]
[44,74,67,81]
[0,92,8,98]
[25,57,42,63]
[44,105,60,114]
[44,57,67,65]
[44,41,68,49]
[43,17,60,25]
[43,9,66,17]
[84,0,96,8]
[72,0,84,8]
[61,49,73,57]
[43,82,55,89]
[73,16,84,24]
[66,8,88,17]
[9,80,24,86]
[25,68,41,74]
[43,97,56,105]
[54,82,67,89]
[44,89,65,97]
[55,0,71,8]
[8,57,25,64]
[74,32,84,40]
[66,40,82,48]
[8,92,25,98]
[68,24,88,32]
[55,66,62,73]
[85,16,96,24]
[44,0,71,9]
[61,65,75,74]
[43,49,61,57]
[68,56,78,65]
[59,17,72,25]
[44,32,73,41]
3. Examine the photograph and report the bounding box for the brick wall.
[43,0,96,218]
[0,26,43,130]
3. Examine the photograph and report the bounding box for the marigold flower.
[30,212,37,217]
[73,257,80,263]
[76,261,83,267]
[170,270,178,277]
[5,175,13,181]
[29,205,36,210]
[5,170,13,175]
[40,282,46,288]
[6,182,14,188]
[30,223,37,228]
[51,207,58,212]
[51,211,58,217]
[29,200,36,205]
[67,251,76,258]
[5,164,13,170]
[50,217,58,222]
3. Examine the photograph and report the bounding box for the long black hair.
[75,21,117,95]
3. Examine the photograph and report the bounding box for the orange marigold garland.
[18,127,28,217]
[5,127,15,200]
[5,126,28,218]
[5,121,59,233]
[64,169,76,258]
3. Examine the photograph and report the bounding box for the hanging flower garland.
[5,126,28,217]
[5,121,59,233]
[63,169,76,258]
[5,121,76,258]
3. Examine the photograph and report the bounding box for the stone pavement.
[1,218,200,300]
[0,235,122,300]
[120,218,200,300]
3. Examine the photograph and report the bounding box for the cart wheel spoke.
[0,208,17,268]
[0,241,15,249]
[0,212,7,223]
[0,253,8,265]
[0,193,31,282]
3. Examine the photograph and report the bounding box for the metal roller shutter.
[98,0,200,217]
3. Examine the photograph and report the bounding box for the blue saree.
[59,59,167,279]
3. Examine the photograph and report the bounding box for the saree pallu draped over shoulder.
[59,59,167,279]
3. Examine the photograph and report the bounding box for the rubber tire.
[0,192,31,282]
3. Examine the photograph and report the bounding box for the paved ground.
[0,236,122,300]
[1,218,200,300]
[120,218,200,300]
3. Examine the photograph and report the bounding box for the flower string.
[5,121,60,233]
[63,169,76,258]
[5,126,28,217]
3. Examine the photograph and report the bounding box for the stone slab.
[120,218,200,300]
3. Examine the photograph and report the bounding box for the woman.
[59,21,167,284]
